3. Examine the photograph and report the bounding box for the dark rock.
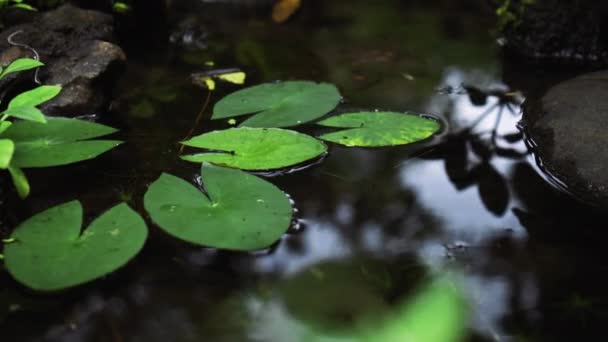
[501,0,608,67]
[0,4,126,116]
[522,70,608,208]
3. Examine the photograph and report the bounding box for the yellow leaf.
[217,71,246,85]
[204,78,216,91]
[272,0,301,23]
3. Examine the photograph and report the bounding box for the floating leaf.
[3,201,148,291]
[317,112,441,147]
[1,117,122,168]
[0,58,43,80]
[144,164,292,250]
[0,139,14,169]
[212,81,341,128]
[181,127,326,170]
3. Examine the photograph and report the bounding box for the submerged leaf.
[3,201,148,291]
[1,117,121,168]
[181,127,326,170]
[144,164,292,250]
[317,112,441,147]
[212,81,341,128]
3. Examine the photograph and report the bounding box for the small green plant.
[0,58,122,198]
[495,0,537,31]
[0,0,36,11]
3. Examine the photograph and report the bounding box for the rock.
[501,0,608,67]
[0,4,126,116]
[522,70,608,208]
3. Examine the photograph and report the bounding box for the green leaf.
[7,85,61,108]
[0,58,43,80]
[11,3,36,10]
[317,112,441,147]
[181,127,327,170]
[364,280,467,342]
[212,81,341,128]
[2,106,46,123]
[3,201,148,291]
[7,165,29,198]
[0,139,14,168]
[144,164,293,250]
[1,117,121,168]
[0,122,12,135]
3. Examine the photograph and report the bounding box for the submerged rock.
[0,4,126,116]
[522,70,608,208]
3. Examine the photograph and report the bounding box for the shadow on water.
[2,0,608,341]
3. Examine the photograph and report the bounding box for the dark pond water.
[2,1,608,341]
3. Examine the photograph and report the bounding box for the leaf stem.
[179,90,212,153]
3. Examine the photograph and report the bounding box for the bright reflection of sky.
[253,218,353,275]
[397,68,539,340]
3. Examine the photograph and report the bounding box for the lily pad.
[181,127,327,170]
[144,163,293,250]
[212,81,341,128]
[317,112,441,147]
[1,117,122,168]
[3,201,148,291]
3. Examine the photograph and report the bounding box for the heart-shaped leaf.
[0,139,14,169]
[181,127,326,170]
[144,164,293,250]
[212,81,341,128]
[3,201,148,291]
[1,117,122,167]
[317,112,441,147]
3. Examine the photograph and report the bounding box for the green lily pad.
[144,163,293,250]
[317,112,441,147]
[212,81,341,128]
[1,117,122,168]
[3,201,148,291]
[181,127,327,170]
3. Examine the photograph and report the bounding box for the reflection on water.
[2,1,608,341]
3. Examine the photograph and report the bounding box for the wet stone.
[522,70,608,208]
[0,4,126,116]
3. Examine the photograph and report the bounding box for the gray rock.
[0,4,126,116]
[523,70,608,207]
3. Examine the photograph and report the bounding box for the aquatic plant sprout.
[0,58,122,197]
